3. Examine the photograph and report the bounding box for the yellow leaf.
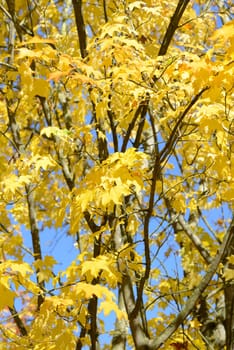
[54,329,76,350]
[18,175,32,186]
[99,300,127,319]
[18,36,55,47]
[48,70,71,82]
[9,261,33,277]
[16,48,42,59]
[227,255,234,264]
[31,155,57,172]
[223,268,234,281]
[171,193,186,213]
[73,282,115,302]
[0,279,15,309]
[211,20,234,42]
[34,256,57,283]
[40,127,72,141]
[190,319,201,328]
[159,280,171,293]
[33,79,50,98]
[81,255,120,285]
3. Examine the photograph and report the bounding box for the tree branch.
[150,216,234,349]
[112,289,127,350]
[159,86,209,164]
[121,104,145,152]
[158,0,190,56]
[103,0,108,23]
[83,212,103,350]
[107,108,118,152]
[26,184,45,309]
[111,212,150,349]
[177,214,212,264]
[90,98,109,162]
[72,0,87,58]
[130,152,161,320]
[8,305,27,336]
[133,100,149,149]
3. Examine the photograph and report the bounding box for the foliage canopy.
[0,0,233,349]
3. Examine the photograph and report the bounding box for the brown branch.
[88,238,102,349]
[107,108,118,152]
[72,0,87,58]
[149,108,160,157]
[158,0,190,56]
[130,153,161,321]
[88,296,99,350]
[112,289,127,349]
[38,97,75,191]
[121,104,145,152]
[130,86,209,336]
[150,216,234,349]
[5,0,23,41]
[83,212,103,350]
[83,211,100,233]
[37,96,52,126]
[103,0,108,23]
[76,326,87,350]
[133,100,149,149]
[111,214,149,349]
[26,184,44,309]
[121,273,150,349]
[177,214,212,264]
[90,98,109,162]
[0,3,12,20]
[7,107,23,154]
[159,86,209,164]
[0,61,17,70]
[129,106,160,322]
[8,305,28,337]
[58,152,75,191]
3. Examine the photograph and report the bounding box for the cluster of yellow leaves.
[70,148,148,232]
[0,260,39,310]
[79,254,122,286]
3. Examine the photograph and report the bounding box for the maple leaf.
[0,283,15,309]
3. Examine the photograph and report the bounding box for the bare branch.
[133,100,149,149]
[177,214,212,264]
[121,103,145,152]
[130,152,161,320]
[112,289,127,350]
[103,0,108,23]
[107,107,118,152]
[8,306,27,337]
[0,61,17,70]
[26,184,45,309]
[158,0,190,56]
[159,86,209,164]
[72,0,87,58]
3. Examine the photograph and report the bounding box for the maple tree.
[0,0,233,349]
